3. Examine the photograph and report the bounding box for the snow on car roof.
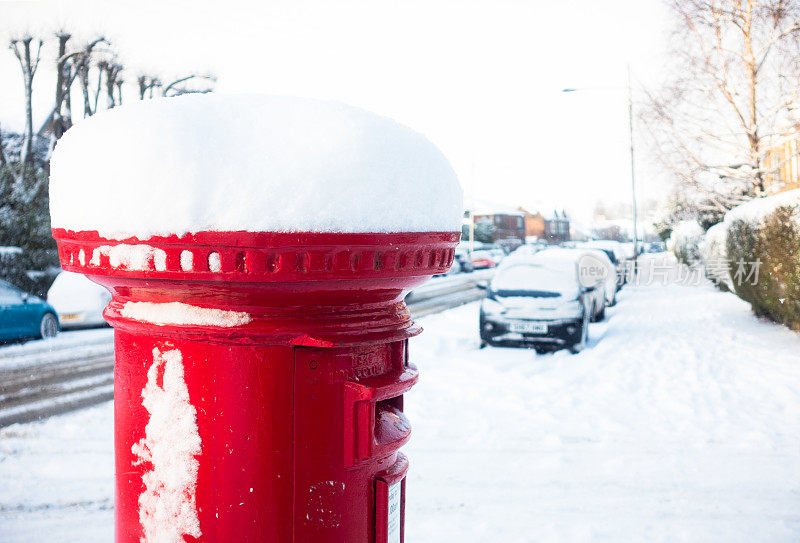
[584,240,626,257]
[491,260,578,294]
[528,247,584,266]
[49,94,463,239]
[508,247,611,289]
[47,271,110,312]
[585,239,622,248]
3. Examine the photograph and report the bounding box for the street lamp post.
[626,64,639,276]
[563,64,639,277]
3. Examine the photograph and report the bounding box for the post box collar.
[52,229,458,345]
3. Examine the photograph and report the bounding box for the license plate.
[59,313,81,322]
[509,321,547,334]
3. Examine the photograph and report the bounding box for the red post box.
[53,228,458,542]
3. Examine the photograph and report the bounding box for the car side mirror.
[476,280,488,290]
[20,292,29,303]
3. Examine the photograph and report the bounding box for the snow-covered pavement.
[2,281,800,541]
[405,283,800,542]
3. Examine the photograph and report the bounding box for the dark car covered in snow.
[478,249,607,353]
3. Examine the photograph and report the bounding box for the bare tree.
[643,0,800,213]
[68,37,108,119]
[0,123,7,167]
[36,36,108,151]
[63,64,73,131]
[137,75,161,100]
[92,58,103,113]
[52,32,72,140]
[161,73,216,97]
[77,53,93,117]
[135,72,215,100]
[78,40,111,118]
[100,60,123,108]
[115,78,124,106]
[9,36,43,168]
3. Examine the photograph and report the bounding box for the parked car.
[581,248,618,307]
[582,240,628,288]
[488,248,506,266]
[510,245,538,258]
[471,250,497,269]
[0,279,59,341]
[478,250,605,353]
[452,245,476,273]
[47,271,111,329]
[528,248,608,321]
[522,240,547,254]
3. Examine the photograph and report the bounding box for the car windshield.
[587,243,621,261]
[599,249,617,263]
[490,264,577,298]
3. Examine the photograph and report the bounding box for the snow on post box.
[49,94,463,543]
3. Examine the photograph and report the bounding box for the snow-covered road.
[2,281,800,541]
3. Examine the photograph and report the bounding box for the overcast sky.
[0,0,672,223]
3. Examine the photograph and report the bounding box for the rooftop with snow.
[49,94,463,239]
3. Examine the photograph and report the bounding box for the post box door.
[293,343,413,543]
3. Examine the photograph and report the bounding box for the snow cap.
[723,188,800,225]
[49,94,463,239]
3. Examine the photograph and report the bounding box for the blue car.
[0,279,59,341]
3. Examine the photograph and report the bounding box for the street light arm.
[560,86,625,93]
[627,63,639,273]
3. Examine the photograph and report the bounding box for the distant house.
[519,208,570,244]
[763,135,800,194]
[466,202,571,248]
[569,222,593,242]
[473,212,526,247]
[467,204,526,250]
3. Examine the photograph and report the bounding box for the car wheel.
[595,305,606,321]
[39,313,59,339]
[569,312,589,354]
[534,346,549,355]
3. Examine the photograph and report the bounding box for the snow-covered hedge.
[668,220,704,265]
[700,222,732,291]
[723,189,800,330]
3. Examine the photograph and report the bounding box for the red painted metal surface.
[54,228,458,542]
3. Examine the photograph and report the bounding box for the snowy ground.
[0,328,113,370]
[2,278,800,541]
[405,282,800,542]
